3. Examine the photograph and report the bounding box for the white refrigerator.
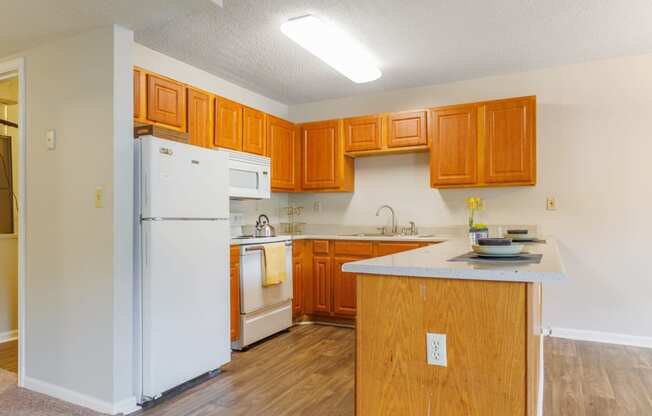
[134,136,231,403]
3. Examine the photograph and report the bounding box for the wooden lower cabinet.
[292,241,304,318]
[230,245,240,342]
[375,242,422,256]
[300,240,435,321]
[333,257,358,316]
[312,255,332,315]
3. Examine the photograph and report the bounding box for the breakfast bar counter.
[341,236,566,282]
[345,238,566,416]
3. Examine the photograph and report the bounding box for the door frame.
[0,56,26,387]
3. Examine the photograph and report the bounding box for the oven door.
[229,159,271,199]
[240,242,293,314]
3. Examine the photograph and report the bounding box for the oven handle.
[244,242,292,252]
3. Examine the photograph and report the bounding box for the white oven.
[232,238,293,350]
[227,150,271,199]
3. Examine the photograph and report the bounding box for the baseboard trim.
[550,327,652,348]
[23,376,140,415]
[113,396,140,415]
[0,329,17,343]
[293,320,355,329]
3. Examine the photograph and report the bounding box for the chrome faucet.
[376,205,397,235]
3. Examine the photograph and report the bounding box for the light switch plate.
[46,129,56,150]
[95,187,104,208]
[427,332,447,367]
[546,197,557,211]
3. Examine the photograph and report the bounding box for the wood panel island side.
[342,238,566,416]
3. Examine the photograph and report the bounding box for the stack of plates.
[504,229,537,242]
[472,244,525,258]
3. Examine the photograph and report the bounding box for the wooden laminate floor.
[2,327,651,415]
[139,324,355,416]
[0,339,17,373]
[544,336,652,415]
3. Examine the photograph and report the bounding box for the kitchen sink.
[340,233,390,237]
[339,233,438,239]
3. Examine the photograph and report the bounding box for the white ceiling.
[136,0,652,104]
[3,1,652,105]
[0,0,217,58]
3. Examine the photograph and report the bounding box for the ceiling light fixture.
[281,15,382,84]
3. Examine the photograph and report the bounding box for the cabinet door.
[312,255,332,315]
[430,105,478,187]
[375,242,422,256]
[293,257,304,317]
[301,120,340,189]
[187,88,213,148]
[343,115,383,152]
[230,246,240,342]
[388,110,427,148]
[146,73,186,130]
[133,68,146,121]
[267,116,298,191]
[333,257,358,317]
[482,97,536,184]
[242,107,266,155]
[214,96,243,151]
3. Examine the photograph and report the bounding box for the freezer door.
[141,219,230,398]
[140,136,228,219]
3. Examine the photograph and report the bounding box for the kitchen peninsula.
[343,238,565,416]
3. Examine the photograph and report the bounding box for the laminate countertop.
[230,234,449,245]
[341,237,566,283]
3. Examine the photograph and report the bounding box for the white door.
[141,136,228,219]
[240,244,293,314]
[141,219,230,398]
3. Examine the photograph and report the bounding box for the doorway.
[0,57,25,388]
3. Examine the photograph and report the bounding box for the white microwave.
[227,150,271,199]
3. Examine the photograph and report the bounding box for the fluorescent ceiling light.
[281,15,382,84]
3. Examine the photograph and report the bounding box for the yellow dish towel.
[262,242,286,286]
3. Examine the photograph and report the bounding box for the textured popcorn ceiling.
[0,0,218,57]
[136,0,652,104]
[4,1,652,105]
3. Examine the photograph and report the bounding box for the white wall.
[229,194,290,236]
[133,43,289,120]
[289,53,652,341]
[2,24,135,412]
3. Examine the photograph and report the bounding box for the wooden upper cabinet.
[242,107,266,155]
[482,97,536,185]
[186,88,213,148]
[267,116,299,191]
[301,120,345,190]
[430,105,478,187]
[146,73,186,130]
[133,68,146,122]
[214,96,243,150]
[388,110,428,148]
[343,114,383,152]
[333,257,358,317]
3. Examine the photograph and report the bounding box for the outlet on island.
[427,332,447,367]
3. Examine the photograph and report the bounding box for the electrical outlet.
[313,200,322,213]
[427,333,447,367]
[546,197,557,211]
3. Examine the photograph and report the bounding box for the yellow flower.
[466,197,484,210]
